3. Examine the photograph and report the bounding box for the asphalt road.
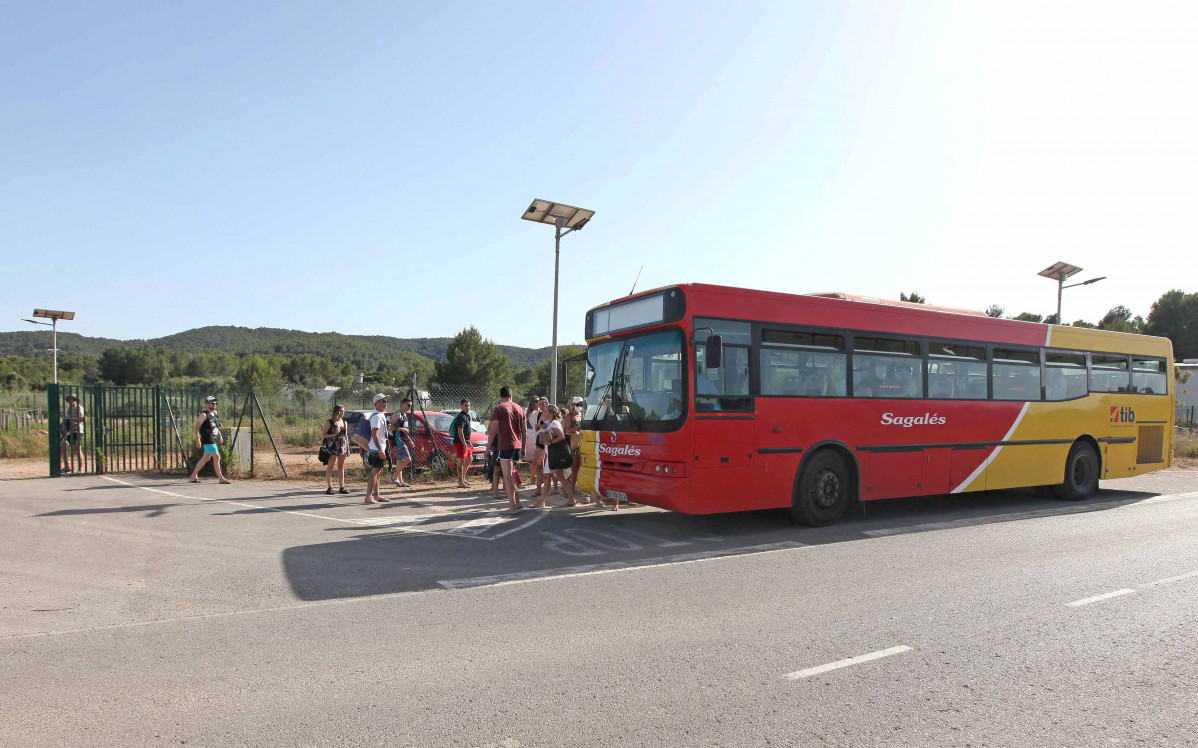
[2,470,1196,746]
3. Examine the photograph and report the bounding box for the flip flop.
[189,479,202,484]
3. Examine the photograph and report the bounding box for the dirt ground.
[0,458,48,480]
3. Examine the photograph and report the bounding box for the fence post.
[47,384,60,478]
[93,384,105,475]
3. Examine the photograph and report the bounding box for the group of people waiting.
[317,386,617,514]
[318,394,416,502]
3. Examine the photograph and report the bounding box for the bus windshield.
[582,329,685,432]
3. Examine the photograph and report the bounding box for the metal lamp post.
[1037,263,1105,323]
[521,199,595,405]
[22,308,76,384]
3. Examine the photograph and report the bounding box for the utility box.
[223,428,253,472]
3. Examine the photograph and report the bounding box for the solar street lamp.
[1038,263,1105,323]
[522,199,595,405]
[22,309,76,384]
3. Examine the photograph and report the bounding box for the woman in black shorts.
[322,404,350,494]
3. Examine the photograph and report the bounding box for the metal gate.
[48,384,210,477]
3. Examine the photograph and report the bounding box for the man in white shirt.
[365,393,391,504]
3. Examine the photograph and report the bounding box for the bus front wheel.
[1053,441,1099,501]
[792,451,850,526]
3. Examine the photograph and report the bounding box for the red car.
[405,411,489,472]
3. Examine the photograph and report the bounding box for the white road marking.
[438,541,810,590]
[1066,589,1136,607]
[1133,490,1198,505]
[447,514,507,536]
[784,645,912,680]
[97,477,536,540]
[1140,570,1198,588]
[864,490,1198,539]
[487,507,550,539]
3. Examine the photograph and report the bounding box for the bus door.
[692,323,759,512]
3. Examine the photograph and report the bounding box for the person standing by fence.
[365,394,391,503]
[61,394,85,474]
[451,398,473,489]
[322,404,350,495]
[388,397,414,487]
[188,396,231,484]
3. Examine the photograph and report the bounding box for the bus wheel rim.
[815,470,841,508]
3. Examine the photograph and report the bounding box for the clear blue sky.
[3,1,1195,346]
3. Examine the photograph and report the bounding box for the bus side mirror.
[705,335,723,369]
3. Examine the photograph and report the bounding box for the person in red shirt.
[488,385,526,513]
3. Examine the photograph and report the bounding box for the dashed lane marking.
[784,645,912,680]
[1066,589,1136,607]
[1141,570,1198,588]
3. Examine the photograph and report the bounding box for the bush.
[186,443,241,478]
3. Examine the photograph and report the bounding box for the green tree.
[1098,305,1144,334]
[98,344,171,385]
[1044,313,1061,325]
[1011,312,1043,323]
[531,345,586,401]
[900,292,926,304]
[1070,319,1098,329]
[282,354,336,387]
[433,326,511,389]
[1145,290,1198,359]
[235,355,283,395]
[985,305,1004,318]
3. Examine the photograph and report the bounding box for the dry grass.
[0,429,49,459]
[1175,429,1198,460]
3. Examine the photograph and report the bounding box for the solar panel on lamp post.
[521,200,595,405]
[1038,263,1104,324]
[23,309,76,384]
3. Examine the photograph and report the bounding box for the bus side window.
[1090,354,1130,393]
[1131,358,1166,394]
[694,318,752,412]
[1046,352,1086,401]
[993,347,1041,401]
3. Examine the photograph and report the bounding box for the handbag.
[318,443,331,465]
[547,438,572,471]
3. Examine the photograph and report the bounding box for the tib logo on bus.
[1110,405,1136,424]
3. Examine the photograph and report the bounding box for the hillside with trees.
[0,324,567,392]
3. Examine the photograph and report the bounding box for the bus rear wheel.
[791,451,850,526]
[1053,441,1099,501]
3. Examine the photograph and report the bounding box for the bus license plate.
[605,490,628,501]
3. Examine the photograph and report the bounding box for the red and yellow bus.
[576,284,1174,525]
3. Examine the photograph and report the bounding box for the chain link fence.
[1178,405,1196,431]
